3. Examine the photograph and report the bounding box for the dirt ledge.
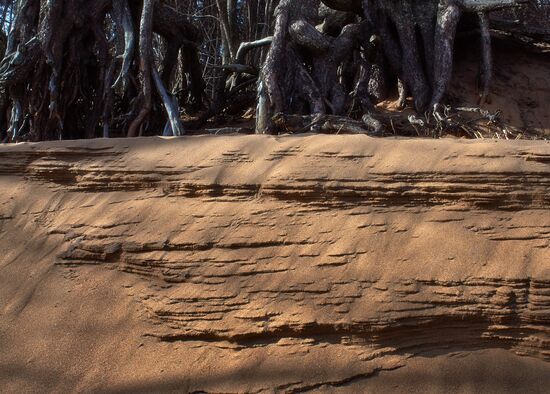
[0,135,549,393]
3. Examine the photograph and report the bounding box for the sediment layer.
[0,135,548,392]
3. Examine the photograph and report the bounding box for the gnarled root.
[0,0,204,141]
[127,0,156,138]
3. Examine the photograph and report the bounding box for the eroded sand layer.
[0,135,549,392]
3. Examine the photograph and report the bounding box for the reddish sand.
[0,135,549,392]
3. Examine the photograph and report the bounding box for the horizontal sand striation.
[0,135,549,392]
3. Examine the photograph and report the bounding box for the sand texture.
[0,135,549,392]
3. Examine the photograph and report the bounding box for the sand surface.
[0,135,549,392]
[451,38,550,138]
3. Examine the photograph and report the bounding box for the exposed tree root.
[0,0,539,141]
[257,0,529,137]
[270,105,513,139]
[0,0,206,141]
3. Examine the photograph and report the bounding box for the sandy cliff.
[0,135,549,392]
